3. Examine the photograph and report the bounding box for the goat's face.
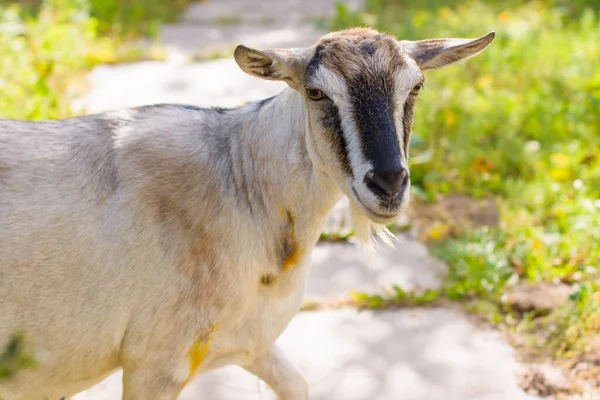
[235,28,494,224]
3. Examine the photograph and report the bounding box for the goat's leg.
[243,345,308,400]
[121,363,186,400]
[120,342,192,400]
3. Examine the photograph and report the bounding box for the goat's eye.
[306,88,327,101]
[410,84,423,95]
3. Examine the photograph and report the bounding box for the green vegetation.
[0,334,36,381]
[350,286,441,309]
[1,0,101,120]
[331,0,599,362]
[2,0,195,37]
[212,15,243,26]
[89,0,194,37]
[0,0,181,121]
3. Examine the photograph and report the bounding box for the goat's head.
[235,28,494,225]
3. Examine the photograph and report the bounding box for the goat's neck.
[234,88,342,244]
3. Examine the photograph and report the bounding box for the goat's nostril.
[364,168,409,198]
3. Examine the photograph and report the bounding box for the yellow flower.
[444,110,456,127]
[439,7,452,18]
[553,207,567,217]
[565,350,573,359]
[427,223,450,240]
[551,153,570,166]
[476,76,493,90]
[532,239,544,253]
[550,168,571,181]
[499,11,511,22]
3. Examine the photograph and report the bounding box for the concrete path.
[161,0,363,58]
[78,1,534,399]
[76,309,530,400]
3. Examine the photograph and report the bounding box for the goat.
[0,28,494,400]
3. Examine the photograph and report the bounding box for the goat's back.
[0,115,118,275]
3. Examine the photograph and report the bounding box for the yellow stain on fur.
[282,210,301,270]
[183,324,218,387]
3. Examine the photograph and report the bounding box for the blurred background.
[1,0,599,398]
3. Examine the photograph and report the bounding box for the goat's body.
[0,27,495,399]
[0,90,340,399]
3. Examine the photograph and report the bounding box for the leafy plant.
[0,0,168,121]
[350,286,441,309]
[0,334,36,381]
[0,0,196,37]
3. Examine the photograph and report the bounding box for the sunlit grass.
[0,334,36,381]
[0,0,169,120]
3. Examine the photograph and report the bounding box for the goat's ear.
[234,45,305,86]
[399,32,495,70]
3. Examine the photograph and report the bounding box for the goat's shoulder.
[112,104,238,212]
[115,103,235,152]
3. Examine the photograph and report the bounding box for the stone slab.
[160,24,323,57]
[307,234,447,300]
[183,0,363,25]
[84,57,287,113]
[75,309,536,400]
[159,0,364,56]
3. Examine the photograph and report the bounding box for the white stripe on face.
[305,49,423,221]
[393,56,424,158]
[309,64,369,178]
[310,55,422,175]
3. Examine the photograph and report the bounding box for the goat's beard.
[349,201,397,254]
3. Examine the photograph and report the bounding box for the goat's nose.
[364,168,409,198]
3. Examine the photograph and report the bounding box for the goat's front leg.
[120,332,199,400]
[121,360,186,400]
[243,345,308,400]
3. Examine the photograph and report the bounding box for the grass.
[213,15,243,26]
[0,0,181,121]
[0,334,36,381]
[1,0,196,37]
[89,0,194,37]
[301,287,442,311]
[349,286,441,309]
[330,0,600,367]
[0,0,99,120]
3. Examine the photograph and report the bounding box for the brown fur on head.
[235,28,495,247]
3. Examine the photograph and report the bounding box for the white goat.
[0,28,494,400]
